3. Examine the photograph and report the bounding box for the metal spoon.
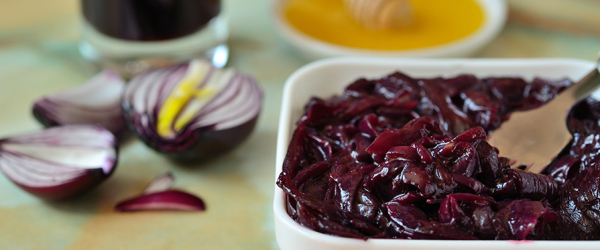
[487,60,600,173]
[343,0,414,30]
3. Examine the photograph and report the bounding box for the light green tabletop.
[0,0,599,249]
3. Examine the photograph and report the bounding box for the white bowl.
[272,0,507,59]
[274,57,598,250]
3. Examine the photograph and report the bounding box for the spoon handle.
[544,64,600,125]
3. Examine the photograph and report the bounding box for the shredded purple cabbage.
[276,72,588,240]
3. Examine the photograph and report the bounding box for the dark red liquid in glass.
[82,0,221,41]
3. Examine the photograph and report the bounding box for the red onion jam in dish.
[275,71,600,240]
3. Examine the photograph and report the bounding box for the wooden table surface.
[0,0,599,249]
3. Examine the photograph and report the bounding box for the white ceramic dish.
[272,0,507,59]
[274,57,598,250]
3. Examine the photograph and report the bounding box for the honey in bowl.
[283,0,484,51]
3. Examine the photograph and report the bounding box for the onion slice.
[33,69,127,137]
[142,172,175,194]
[0,125,118,200]
[123,60,263,162]
[115,190,206,212]
[115,173,205,212]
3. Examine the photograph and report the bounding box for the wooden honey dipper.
[343,0,415,30]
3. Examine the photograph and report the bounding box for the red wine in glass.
[79,0,228,76]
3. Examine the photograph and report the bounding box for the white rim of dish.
[272,0,507,57]
[274,57,599,249]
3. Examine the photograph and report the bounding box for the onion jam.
[82,0,221,41]
[275,71,600,240]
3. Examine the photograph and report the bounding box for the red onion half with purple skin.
[0,125,118,200]
[32,69,127,137]
[123,60,263,162]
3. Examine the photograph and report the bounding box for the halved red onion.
[32,69,127,137]
[115,173,205,212]
[123,60,262,161]
[0,125,118,200]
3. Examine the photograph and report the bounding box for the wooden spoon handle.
[343,0,414,30]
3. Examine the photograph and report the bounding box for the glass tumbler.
[79,0,228,76]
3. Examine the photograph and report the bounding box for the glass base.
[79,15,228,77]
